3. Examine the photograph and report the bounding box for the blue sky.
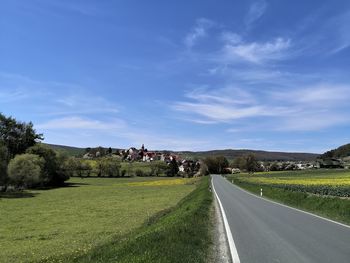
[1,0,350,153]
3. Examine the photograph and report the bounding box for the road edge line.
[212,176,241,263]
[227,177,350,230]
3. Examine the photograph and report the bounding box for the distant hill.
[320,143,350,159]
[174,149,319,161]
[45,143,319,161]
[44,143,86,157]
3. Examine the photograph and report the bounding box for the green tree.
[246,154,259,173]
[150,161,168,176]
[60,157,78,178]
[167,158,179,177]
[0,113,43,159]
[74,159,93,177]
[203,156,229,174]
[216,156,229,174]
[108,147,112,155]
[26,144,69,186]
[56,153,73,181]
[231,157,247,170]
[0,143,8,185]
[99,158,121,177]
[197,160,209,176]
[7,154,44,188]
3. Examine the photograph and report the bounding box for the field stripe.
[212,177,241,263]
[226,177,350,230]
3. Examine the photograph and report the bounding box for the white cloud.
[245,0,268,28]
[329,11,350,54]
[0,72,120,116]
[172,84,350,131]
[184,18,215,48]
[221,32,242,45]
[37,116,126,130]
[185,86,255,105]
[272,84,350,106]
[174,102,265,122]
[224,37,291,64]
[278,113,349,132]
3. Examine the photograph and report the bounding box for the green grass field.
[228,169,350,225]
[0,177,198,262]
[72,176,213,263]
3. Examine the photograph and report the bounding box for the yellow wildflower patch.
[127,178,196,187]
[240,176,350,187]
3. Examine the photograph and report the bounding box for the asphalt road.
[212,174,350,263]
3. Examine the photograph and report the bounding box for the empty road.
[212,175,350,263]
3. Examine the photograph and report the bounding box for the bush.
[7,154,44,188]
[99,158,121,177]
[150,161,168,176]
[56,153,72,181]
[135,169,145,177]
[26,144,69,186]
[167,159,179,177]
[62,158,92,178]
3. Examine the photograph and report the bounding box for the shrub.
[56,153,72,181]
[26,144,69,186]
[135,169,145,177]
[7,154,44,188]
[99,158,121,177]
[150,161,168,176]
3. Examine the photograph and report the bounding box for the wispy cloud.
[221,32,242,45]
[184,18,215,48]
[245,0,268,28]
[0,72,120,116]
[37,116,126,130]
[272,84,350,107]
[172,84,350,131]
[223,37,291,64]
[328,11,350,54]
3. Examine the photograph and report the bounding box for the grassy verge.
[230,178,350,225]
[64,176,213,263]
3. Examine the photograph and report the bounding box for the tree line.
[203,154,262,174]
[0,113,70,190]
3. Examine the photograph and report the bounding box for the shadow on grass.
[0,182,89,198]
[36,181,90,190]
[0,191,39,199]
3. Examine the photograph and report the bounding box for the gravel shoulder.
[209,188,232,263]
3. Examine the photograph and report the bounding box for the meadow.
[228,169,350,224]
[0,176,198,262]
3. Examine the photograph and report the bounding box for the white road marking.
[228,178,350,230]
[212,177,241,263]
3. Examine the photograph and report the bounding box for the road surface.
[212,174,350,263]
